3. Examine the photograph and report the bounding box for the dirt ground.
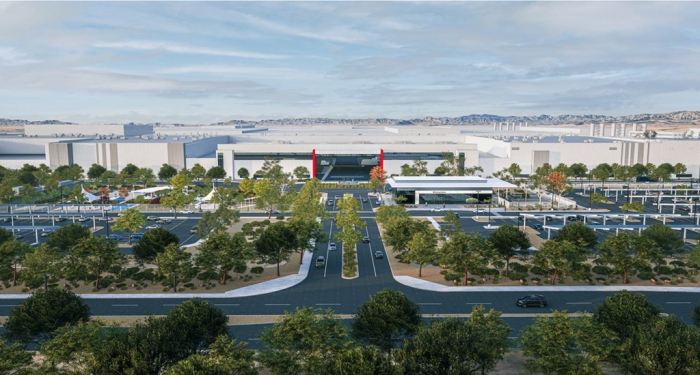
[0,217,302,295]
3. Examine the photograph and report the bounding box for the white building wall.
[117,143,173,171]
[0,138,57,154]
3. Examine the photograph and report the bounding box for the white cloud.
[0,47,39,65]
[93,41,288,60]
[161,65,324,80]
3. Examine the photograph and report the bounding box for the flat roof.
[388,176,517,189]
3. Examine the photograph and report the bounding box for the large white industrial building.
[1,122,699,180]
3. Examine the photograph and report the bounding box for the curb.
[0,251,313,300]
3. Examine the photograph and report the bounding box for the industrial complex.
[2,122,700,180]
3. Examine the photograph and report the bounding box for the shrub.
[444,273,461,282]
[671,268,688,276]
[595,277,606,282]
[670,260,686,268]
[440,270,449,276]
[657,266,672,275]
[466,277,476,284]
[508,272,529,281]
[197,270,219,281]
[529,266,547,275]
[250,267,264,275]
[510,262,529,273]
[276,215,285,221]
[637,264,653,273]
[592,266,613,275]
[183,283,195,288]
[637,272,655,280]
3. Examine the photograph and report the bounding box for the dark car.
[534,224,543,230]
[678,206,691,212]
[55,217,67,222]
[374,251,384,259]
[517,295,547,308]
[362,237,370,243]
[156,219,172,224]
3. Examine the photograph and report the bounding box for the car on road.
[430,208,445,212]
[374,251,384,259]
[97,217,113,222]
[474,208,485,213]
[145,224,160,230]
[534,224,543,231]
[362,236,370,243]
[78,216,89,222]
[55,217,66,222]
[40,230,54,237]
[334,195,339,199]
[190,226,198,234]
[131,233,144,240]
[1,217,10,222]
[329,243,337,251]
[156,219,172,224]
[179,210,194,214]
[327,200,334,206]
[517,295,547,308]
[315,256,326,268]
[679,206,691,212]
[107,234,124,241]
[146,216,159,221]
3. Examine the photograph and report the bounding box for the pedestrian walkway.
[0,251,313,300]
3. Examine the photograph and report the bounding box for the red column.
[312,149,316,178]
[380,149,384,170]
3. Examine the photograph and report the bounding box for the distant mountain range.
[3,111,700,127]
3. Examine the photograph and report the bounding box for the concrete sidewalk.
[394,275,700,293]
[0,251,313,300]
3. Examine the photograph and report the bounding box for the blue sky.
[1,1,699,123]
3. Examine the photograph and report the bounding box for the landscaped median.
[341,244,359,279]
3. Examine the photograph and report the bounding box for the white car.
[179,210,194,214]
[145,224,160,230]
[40,230,54,237]
[474,209,486,213]
[329,243,337,251]
[77,216,89,222]
[431,208,445,212]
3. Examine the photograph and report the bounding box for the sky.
[1,1,700,124]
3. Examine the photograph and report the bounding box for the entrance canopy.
[387,176,517,205]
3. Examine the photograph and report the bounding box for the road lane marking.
[169,218,189,231]
[315,303,341,306]
[112,304,138,307]
[162,304,180,306]
[417,303,442,305]
[214,304,240,306]
[265,304,291,306]
[566,302,593,305]
[366,223,377,277]
[249,338,261,341]
[666,302,691,304]
[466,303,492,305]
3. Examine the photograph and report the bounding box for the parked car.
[190,226,198,234]
[517,295,548,308]
[131,233,144,240]
[327,200,334,206]
[1,217,10,222]
[145,224,160,230]
[78,216,90,222]
[179,210,194,214]
[156,219,172,224]
[375,200,381,205]
[679,206,691,212]
[431,208,445,212]
[374,251,384,259]
[329,243,337,251]
[334,195,339,199]
[315,256,326,268]
[55,217,67,222]
[362,236,370,243]
[107,234,124,241]
[534,224,543,230]
[146,216,159,221]
[40,230,54,237]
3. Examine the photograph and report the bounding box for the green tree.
[383,217,430,254]
[112,207,146,245]
[553,222,598,251]
[132,227,179,263]
[237,167,250,179]
[329,346,398,375]
[641,223,685,259]
[411,159,428,176]
[162,172,194,219]
[401,306,510,375]
[442,232,494,284]
[351,289,422,352]
[597,232,658,284]
[534,239,586,284]
[254,179,291,219]
[255,222,296,277]
[0,228,13,246]
[0,239,31,286]
[259,307,348,375]
[239,178,255,195]
[196,232,253,284]
[569,163,588,186]
[440,210,462,239]
[621,201,644,212]
[290,179,328,263]
[439,152,465,176]
[368,177,382,194]
[489,224,531,277]
[68,184,88,209]
[0,337,33,373]
[520,311,613,375]
[688,243,700,269]
[674,162,687,175]
[293,166,310,180]
[21,245,63,290]
[691,304,700,327]
[166,335,258,375]
[3,288,90,343]
[18,184,38,204]
[71,236,125,289]
[652,162,674,184]
[404,229,437,277]
[190,163,206,182]
[591,163,612,189]
[206,166,227,180]
[158,164,178,181]
[593,291,661,340]
[589,192,607,207]
[399,164,417,176]
[335,195,366,276]
[374,204,409,226]
[156,243,193,292]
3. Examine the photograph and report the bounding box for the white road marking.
[666,302,691,304]
[265,304,291,306]
[214,304,240,306]
[366,223,377,277]
[168,218,189,231]
[249,338,261,341]
[566,302,593,305]
[162,304,180,306]
[112,304,138,307]
[179,233,196,246]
